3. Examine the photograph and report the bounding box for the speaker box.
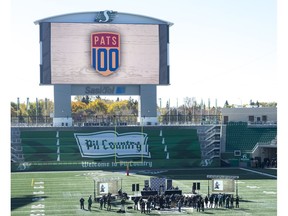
[166,179,173,190]
[132,184,135,191]
[192,182,196,190]
[197,182,200,190]
[136,184,139,191]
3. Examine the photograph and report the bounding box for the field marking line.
[31,178,34,186]
[240,168,277,179]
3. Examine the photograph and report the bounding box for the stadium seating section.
[16,126,202,170]
[225,122,277,152]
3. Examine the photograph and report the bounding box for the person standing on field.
[88,195,93,211]
[204,195,209,208]
[235,195,240,208]
[230,195,234,208]
[107,194,112,211]
[80,197,85,210]
[99,197,104,210]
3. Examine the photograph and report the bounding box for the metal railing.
[11,114,222,127]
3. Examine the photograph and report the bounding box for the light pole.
[16,97,19,123]
[176,98,178,124]
[36,98,38,126]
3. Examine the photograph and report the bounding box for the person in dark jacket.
[204,196,209,208]
[235,195,240,208]
[107,194,112,211]
[80,197,85,209]
[99,197,104,210]
[196,197,201,212]
[201,197,205,212]
[88,195,93,211]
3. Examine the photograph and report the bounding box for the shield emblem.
[91,32,120,76]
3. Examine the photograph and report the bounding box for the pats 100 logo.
[91,32,120,76]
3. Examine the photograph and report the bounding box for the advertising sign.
[91,32,120,76]
[74,130,150,158]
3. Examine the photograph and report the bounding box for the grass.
[11,168,277,215]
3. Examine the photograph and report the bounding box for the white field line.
[240,168,277,179]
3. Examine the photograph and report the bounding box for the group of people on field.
[79,193,117,212]
[132,193,239,213]
[79,192,240,213]
[204,194,240,209]
[79,195,93,211]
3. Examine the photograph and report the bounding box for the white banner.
[74,130,151,158]
[99,183,109,194]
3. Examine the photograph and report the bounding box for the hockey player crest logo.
[91,32,120,76]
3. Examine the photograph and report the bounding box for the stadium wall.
[221,107,277,124]
[11,126,216,172]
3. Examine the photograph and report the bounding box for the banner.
[99,183,109,194]
[74,130,150,158]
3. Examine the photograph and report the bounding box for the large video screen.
[44,23,163,84]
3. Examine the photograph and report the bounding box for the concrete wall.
[221,107,277,123]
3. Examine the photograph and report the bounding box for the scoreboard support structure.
[35,11,173,127]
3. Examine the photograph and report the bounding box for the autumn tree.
[107,100,129,115]
[86,99,108,115]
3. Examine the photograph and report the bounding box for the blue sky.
[6,0,278,107]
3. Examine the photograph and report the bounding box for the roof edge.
[34,11,173,26]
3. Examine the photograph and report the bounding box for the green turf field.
[11,168,276,216]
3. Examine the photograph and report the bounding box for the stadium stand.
[225,122,277,152]
[11,107,277,170]
[12,126,203,171]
